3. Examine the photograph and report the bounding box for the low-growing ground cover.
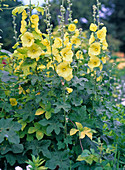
[0,0,125,169]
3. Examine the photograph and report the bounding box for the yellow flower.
[90,23,97,32]
[67,87,73,93]
[42,39,50,47]
[71,36,81,48]
[68,24,76,32]
[21,32,34,47]
[30,14,39,24]
[61,48,73,63]
[102,39,108,50]
[10,98,17,106]
[76,50,84,59]
[101,56,107,64]
[64,32,69,46]
[99,64,103,71]
[52,45,59,56]
[22,10,27,20]
[88,42,101,56]
[97,76,102,82]
[20,20,27,34]
[54,38,62,48]
[54,54,62,63]
[66,43,72,49]
[27,43,41,59]
[74,29,79,37]
[56,61,73,81]
[88,56,100,69]
[89,33,95,45]
[46,46,51,55]
[97,27,107,41]
[73,19,78,24]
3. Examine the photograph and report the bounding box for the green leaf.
[11,144,24,153]
[70,128,79,136]
[16,47,28,54]
[6,153,16,166]
[12,6,27,16]
[57,141,65,150]
[32,31,42,40]
[45,111,51,120]
[75,122,83,131]
[25,140,51,158]
[28,127,36,134]
[0,118,21,144]
[36,7,44,15]
[36,130,44,140]
[45,151,70,170]
[35,108,45,116]
[46,122,63,135]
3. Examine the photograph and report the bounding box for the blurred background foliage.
[0,0,125,53]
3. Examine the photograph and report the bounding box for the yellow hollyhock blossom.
[56,61,73,81]
[54,54,62,63]
[66,43,72,50]
[61,48,73,63]
[88,42,101,56]
[21,32,34,47]
[99,64,103,71]
[97,76,102,82]
[76,50,84,59]
[101,56,107,64]
[35,24,42,34]
[10,98,17,106]
[97,27,107,41]
[88,56,101,69]
[20,20,27,34]
[68,24,76,32]
[30,14,39,24]
[74,19,78,24]
[46,46,51,55]
[74,29,79,37]
[52,45,59,56]
[90,23,97,32]
[27,44,41,59]
[54,38,62,48]
[64,32,69,46]
[22,10,27,20]
[71,36,81,48]
[89,33,95,45]
[67,87,73,93]
[42,38,50,47]
[102,39,108,50]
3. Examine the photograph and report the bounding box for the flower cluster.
[13,7,86,82]
[88,23,108,78]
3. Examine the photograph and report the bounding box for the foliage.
[0,0,125,169]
